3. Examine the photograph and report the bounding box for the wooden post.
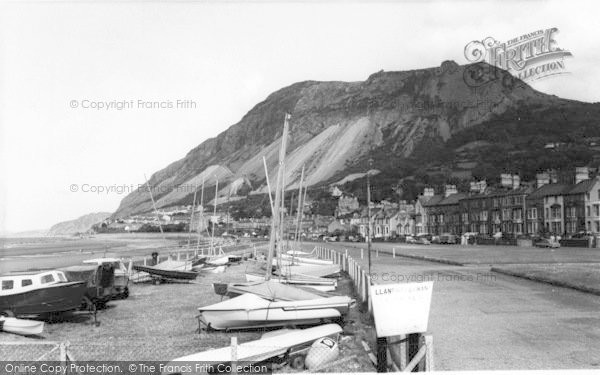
[376,337,388,372]
[376,247,379,257]
[143,257,147,266]
[231,337,238,374]
[59,342,67,366]
[393,247,396,258]
[177,251,181,261]
[424,335,434,371]
[361,248,364,259]
[361,270,367,302]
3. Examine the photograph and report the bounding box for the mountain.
[48,212,112,235]
[113,61,600,218]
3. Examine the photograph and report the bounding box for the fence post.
[361,248,364,259]
[393,247,396,258]
[59,342,67,367]
[361,270,367,302]
[425,335,434,371]
[231,337,238,374]
[376,247,379,257]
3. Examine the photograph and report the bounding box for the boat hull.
[199,307,341,330]
[132,265,197,280]
[0,317,44,336]
[0,281,87,317]
[246,273,337,292]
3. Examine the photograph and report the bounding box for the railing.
[313,245,434,372]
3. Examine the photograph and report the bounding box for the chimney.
[423,187,435,197]
[575,167,590,184]
[444,184,457,198]
[549,169,558,184]
[478,180,487,193]
[536,172,550,188]
[500,173,513,188]
[512,175,520,190]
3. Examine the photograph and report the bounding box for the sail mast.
[144,174,164,239]
[265,114,290,280]
[195,177,205,253]
[210,177,219,256]
[293,165,305,253]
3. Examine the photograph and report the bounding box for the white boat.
[275,263,340,278]
[163,323,342,374]
[213,280,333,301]
[286,250,315,257]
[280,254,334,265]
[245,272,337,292]
[198,293,349,330]
[0,316,44,336]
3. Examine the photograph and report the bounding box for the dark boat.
[132,264,198,281]
[60,264,117,308]
[0,270,87,317]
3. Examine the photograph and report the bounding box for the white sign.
[370,281,433,337]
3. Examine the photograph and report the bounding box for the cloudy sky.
[1,0,599,233]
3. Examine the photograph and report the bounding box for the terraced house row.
[415,168,600,237]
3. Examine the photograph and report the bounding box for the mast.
[144,174,164,239]
[187,188,198,249]
[263,156,275,216]
[210,177,219,256]
[195,177,205,252]
[294,165,305,253]
[265,113,290,280]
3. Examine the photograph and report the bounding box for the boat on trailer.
[0,270,87,318]
[198,293,349,330]
[132,260,198,283]
[163,323,342,374]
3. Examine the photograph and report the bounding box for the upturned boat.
[0,270,87,317]
[163,323,342,374]
[198,293,349,330]
[0,316,44,336]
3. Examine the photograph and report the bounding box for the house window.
[551,222,562,234]
[595,205,600,217]
[21,279,32,287]
[384,226,389,235]
[514,223,523,234]
[513,209,522,221]
[596,221,600,233]
[2,280,14,290]
[587,206,591,217]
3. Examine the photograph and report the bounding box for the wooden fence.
[313,245,434,372]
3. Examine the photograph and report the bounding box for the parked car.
[439,233,458,244]
[405,236,417,244]
[534,239,560,248]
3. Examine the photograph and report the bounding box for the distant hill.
[48,212,111,235]
[112,61,600,218]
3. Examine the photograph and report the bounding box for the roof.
[527,183,571,200]
[438,192,468,206]
[567,177,599,195]
[421,195,444,207]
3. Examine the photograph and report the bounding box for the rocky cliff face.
[113,61,566,217]
[49,212,111,235]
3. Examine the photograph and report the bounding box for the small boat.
[198,293,350,330]
[286,250,315,257]
[272,263,340,278]
[0,270,87,317]
[245,272,337,292]
[213,280,332,301]
[83,258,130,299]
[280,254,334,265]
[163,323,342,374]
[0,316,44,336]
[132,264,197,282]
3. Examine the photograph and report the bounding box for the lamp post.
[367,158,373,284]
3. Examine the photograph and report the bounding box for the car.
[416,237,431,245]
[439,233,458,244]
[534,239,560,248]
[405,236,417,244]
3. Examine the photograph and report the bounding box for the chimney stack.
[444,184,457,198]
[500,173,513,188]
[536,172,550,188]
[575,167,590,184]
[512,175,520,190]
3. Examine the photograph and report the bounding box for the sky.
[1,0,599,233]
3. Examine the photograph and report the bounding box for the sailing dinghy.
[163,323,342,374]
[245,272,337,292]
[213,280,334,301]
[198,293,351,330]
[0,316,44,336]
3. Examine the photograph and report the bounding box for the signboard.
[370,281,433,337]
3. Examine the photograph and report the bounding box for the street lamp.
[367,157,373,285]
